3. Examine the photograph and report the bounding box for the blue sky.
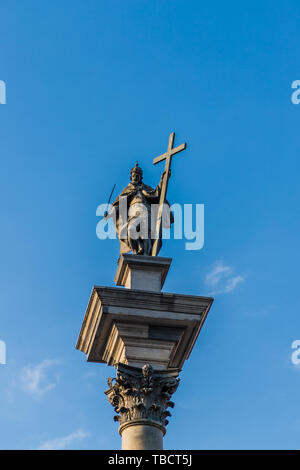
[0,0,300,450]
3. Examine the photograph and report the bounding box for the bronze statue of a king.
[104,132,187,257]
[107,162,173,256]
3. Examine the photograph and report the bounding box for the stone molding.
[76,286,213,369]
[102,321,184,370]
[114,254,172,291]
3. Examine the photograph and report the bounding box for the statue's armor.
[128,189,151,244]
[129,188,151,221]
[110,171,172,255]
[130,188,149,205]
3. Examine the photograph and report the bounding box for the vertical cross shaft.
[152,132,186,256]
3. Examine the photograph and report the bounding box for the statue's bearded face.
[131,171,142,185]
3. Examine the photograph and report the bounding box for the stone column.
[105,363,179,450]
[76,254,213,449]
[120,423,163,451]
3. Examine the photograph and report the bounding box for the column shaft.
[121,423,163,450]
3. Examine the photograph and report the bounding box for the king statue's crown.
[130,161,143,176]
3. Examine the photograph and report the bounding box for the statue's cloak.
[111,182,173,254]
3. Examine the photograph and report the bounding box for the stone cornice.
[76,286,213,369]
[94,285,212,314]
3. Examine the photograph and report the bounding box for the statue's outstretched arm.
[104,196,119,219]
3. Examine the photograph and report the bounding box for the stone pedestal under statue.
[76,254,213,449]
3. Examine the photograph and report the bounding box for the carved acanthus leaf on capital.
[105,363,180,432]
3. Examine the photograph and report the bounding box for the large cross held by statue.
[152,132,187,256]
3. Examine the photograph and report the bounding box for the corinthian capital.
[105,363,180,435]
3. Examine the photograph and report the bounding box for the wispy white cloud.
[224,275,244,293]
[21,359,60,398]
[205,260,244,295]
[36,429,90,450]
